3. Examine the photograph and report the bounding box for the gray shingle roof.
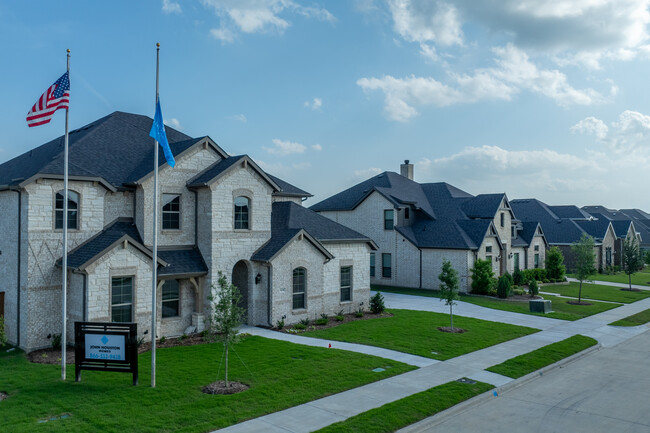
[252,202,375,262]
[547,205,592,220]
[158,248,209,277]
[460,194,506,219]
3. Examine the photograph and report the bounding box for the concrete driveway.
[400,328,650,433]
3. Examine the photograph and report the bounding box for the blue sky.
[3,1,650,210]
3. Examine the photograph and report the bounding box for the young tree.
[571,233,596,304]
[438,259,460,331]
[207,271,245,388]
[622,237,643,290]
[545,246,566,281]
[470,259,495,295]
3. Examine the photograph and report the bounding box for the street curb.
[397,342,602,433]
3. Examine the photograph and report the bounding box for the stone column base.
[192,313,206,332]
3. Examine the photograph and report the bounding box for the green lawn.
[540,282,650,303]
[301,309,539,361]
[568,270,650,287]
[314,380,493,433]
[374,286,621,321]
[610,309,650,326]
[0,336,414,433]
[486,335,598,378]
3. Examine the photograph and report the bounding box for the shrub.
[335,315,344,322]
[370,292,385,314]
[355,310,364,318]
[179,333,188,341]
[136,336,145,348]
[300,318,310,326]
[503,271,514,286]
[522,268,547,284]
[513,268,524,286]
[0,316,7,347]
[200,329,209,338]
[159,336,166,344]
[496,275,512,299]
[512,287,526,296]
[51,333,62,350]
[315,318,328,326]
[545,246,566,281]
[528,279,539,296]
[276,318,285,329]
[470,259,496,295]
[292,323,306,331]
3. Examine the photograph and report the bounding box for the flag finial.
[156,42,160,47]
[67,49,70,53]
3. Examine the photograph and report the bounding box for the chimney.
[400,160,413,180]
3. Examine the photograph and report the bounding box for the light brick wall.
[422,249,473,293]
[478,236,501,275]
[321,242,372,315]
[160,280,196,337]
[104,191,133,224]
[493,199,513,273]
[272,196,303,205]
[600,226,616,270]
[527,236,546,270]
[511,246,526,270]
[0,190,19,344]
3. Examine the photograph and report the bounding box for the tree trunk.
[578,280,583,304]
[629,273,632,291]
[225,343,229,388]
[450,304,453,331]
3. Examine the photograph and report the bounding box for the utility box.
[529,299,552,314]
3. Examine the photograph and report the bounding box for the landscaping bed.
[0,336,415,433]
[278,311,393,333]
[486,334,598,378]
[301,309,539,360]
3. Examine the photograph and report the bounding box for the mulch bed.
[202,380,249,395]
[277,311,393,333]
[437,326,466,333]
[566,301,592,306]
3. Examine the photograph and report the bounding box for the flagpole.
[151,42,160,388]
[61,48,70,381]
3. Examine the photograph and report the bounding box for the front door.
[232,261,250,324]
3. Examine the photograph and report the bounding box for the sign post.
[74,322,138,385]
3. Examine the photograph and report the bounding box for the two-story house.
[310,161,546,293]
[0,111,376,352]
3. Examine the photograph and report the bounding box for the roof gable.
[186,155,280,191]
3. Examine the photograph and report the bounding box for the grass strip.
[302,309,538,361]
[610,308,650,326]
[486,334,597,379]
[314,380,493,433]
[0,336,414,433]
[540,282,650,303]
[375,285,620,321]
[567,271,650,287]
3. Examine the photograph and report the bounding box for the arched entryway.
[232,260,250,323]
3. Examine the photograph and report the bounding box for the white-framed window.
[111,276,133,323]
[486,245,492,253]
[340,266,352,302]
[234,196,250,230]
[293,267,306,309]
[55,190,79,229]
[162,194,181,230]
[162,279,180,318]
[384,209,394,230]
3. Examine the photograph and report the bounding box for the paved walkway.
[215,293,650,433]
[567,277,650,291]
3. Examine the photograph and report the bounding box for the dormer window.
[55,190,79,229]
[404,207,410,219]
[234,196,250,230]
[162,194,181,230]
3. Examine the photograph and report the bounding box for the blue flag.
[149,100,176,167]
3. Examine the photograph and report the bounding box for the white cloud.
[358,44,603,121]
[164,118,183,130]
[227,113,248,122]
[210,27,236,43]
[292,162,312,170]
[354,167,383,178]
[162,0,182,14]
[304,97,322,110]
[202,0,334,42]
[388,0,464,46]
[264,138,307,155]
[311,144,322,151]
[573,110,650,152]
[384,0,650,68]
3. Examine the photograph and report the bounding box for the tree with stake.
[571,233,596,304]
[622,236,643,291]
[438,259,460,331]
[207,271,245,390]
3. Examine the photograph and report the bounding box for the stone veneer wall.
[0,190,20,345]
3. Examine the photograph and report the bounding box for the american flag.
[26,72,70,127]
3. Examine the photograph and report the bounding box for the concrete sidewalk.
[215,293,650,433]
[567,277,650,291]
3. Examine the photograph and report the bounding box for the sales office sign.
[85,334,126,361]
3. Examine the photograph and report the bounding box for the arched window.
[55,190,79,229]
[292,267,306,309]
[234,196,250,230]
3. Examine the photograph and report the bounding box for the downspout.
[14,189,22,347]
[267,264,272,327]
[419,248,422,288]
